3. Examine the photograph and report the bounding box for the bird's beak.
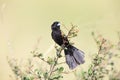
[57,23,61,26]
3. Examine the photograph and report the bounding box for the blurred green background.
[0,0,120,80]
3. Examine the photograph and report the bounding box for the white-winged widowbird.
[51,21,85,69]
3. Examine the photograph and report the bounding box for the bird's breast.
[52,31,63,46]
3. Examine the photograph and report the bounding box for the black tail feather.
[64,45,85,69]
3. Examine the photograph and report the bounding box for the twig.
[66,26,75,38]
[90,38,106,79]
[57,62,66,65]
[49,57,59,77]
[118,32,120,41]
[62,70,76,74]
[48,48,64,78]
[62,23,69,31]
[48,45,64,79]
[35,57,49,65]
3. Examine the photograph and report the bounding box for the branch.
[48,45,65,79]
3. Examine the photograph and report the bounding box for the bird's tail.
[64,45,85,69]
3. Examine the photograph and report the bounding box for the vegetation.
[7,25,120,80]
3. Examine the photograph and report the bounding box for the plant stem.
[48,46,63,79]
[90,39,104,79]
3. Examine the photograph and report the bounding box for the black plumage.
[51,21,85,69]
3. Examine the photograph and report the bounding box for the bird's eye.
[57,23,60,26]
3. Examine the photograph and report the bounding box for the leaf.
[91,32,94,36]
[110,62,114,66]
[88,65,93,76]
[47,57,55,65]
[57,67,64,73]
[22,76,30,80]
[50,74,63,80]
[34,69,42,77]
[43,72,48,79]
[37,53,43,57]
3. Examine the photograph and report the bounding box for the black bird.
[51,21,85,69]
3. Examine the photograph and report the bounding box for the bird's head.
[51,21,61,30]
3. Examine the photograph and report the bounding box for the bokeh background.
[0,0,120,80]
